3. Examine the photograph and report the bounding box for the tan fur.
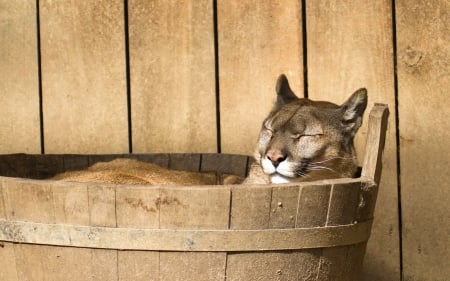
[244,74,367,184]
[53,158,243,186]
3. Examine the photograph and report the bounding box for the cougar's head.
[255,74,368,183]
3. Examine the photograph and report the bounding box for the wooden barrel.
[0,105,388,281]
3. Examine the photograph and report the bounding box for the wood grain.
[40,0,128,153]
[87,184,118,280]
[0,0,40,154]
[116,186,160,280]
[159,186,230,280]
[218,0,305,154]
[396,1,450,280]
[0,180,18,280]
[129,0,217,153]
[306,1,400,280]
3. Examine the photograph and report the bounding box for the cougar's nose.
[266,149,286,167]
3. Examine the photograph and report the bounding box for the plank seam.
[36,0,45,154]
[301,0,309,98]
[123,0,133,154]
[213,0,221,153]
[391,0,404,279]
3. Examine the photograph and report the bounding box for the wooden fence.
[0,1,448,280]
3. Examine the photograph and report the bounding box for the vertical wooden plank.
[201,154,249,177]
[0,242,19,281]
[0,0,40,154]
[88,184,118,280]
[218,0,305,155]
[2,178,94,281]
[269,185,299,229]
[296,184,331,228]
[229,185,271,230]
[396,1,450,280]
[159,187,230,281]
[116,186,160,228]
[317,182,362,281]
[306,1,400,280]
[40,0,128,153]
[129,0,217,153]
[0,180,19,281]
[227,183,321,281]
[50,181,93,281]
[52,182,89,226]
[116,186,160,281]
[223,185,272,281]
[0,180,6,219]
[4,180,54,223]
[3,179,53,281]
[7,180,93,281]
[226,251,321,281]
[169,154,201,172]
[326,182,360,226]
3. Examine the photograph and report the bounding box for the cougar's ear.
[339,88,368,135]
[275,74,298,107]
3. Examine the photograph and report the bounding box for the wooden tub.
[0,104,388,281]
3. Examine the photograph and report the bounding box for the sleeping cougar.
[244,74,367,184]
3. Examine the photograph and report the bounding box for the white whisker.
[311,156,355,165]
[306,165,338,173]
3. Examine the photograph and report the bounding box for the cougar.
[244,74,367,184]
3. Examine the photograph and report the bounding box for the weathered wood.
[226,251,321,281]
[169,154,201,172]
[0,149,385,280]
[62,155,90,172]
[362,104,389,184]
[160,252,226,281]
[52,181,89,225]
[201,154,249,177]
[228,184,272,280]
[116,186,160,228]
[34,155,65,179]
[326,182,361,226]
[0,182,5,220]
[0,218,373,251]
[3,179,54,280]
[317,181,365,281]
[50,180,95,281]
[296,184,331,228]
[116,186,160,280]
[230,185,272,230]
[269,185,299,229]
[0,0,41,154]
[87,184,118,279]
[396,1,450,280]
[129,0,217,153]
[159,186,229,280]
[218,0,305,155]
[306,1,400,280]
[40,0,128,154]
[4,180,54,223]
[0,242,19,281]
[0,154,37,179]
[0,180,18,280]
[117,251,159,281]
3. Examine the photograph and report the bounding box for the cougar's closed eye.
[290,133,323,140]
